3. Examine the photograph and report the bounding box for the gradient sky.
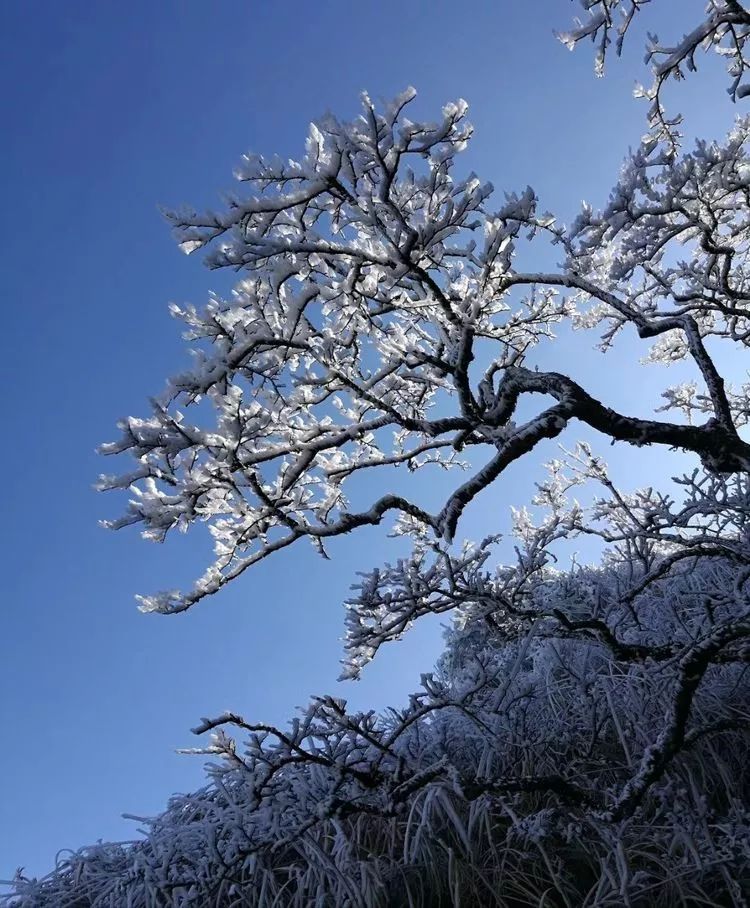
[0,0,738,883]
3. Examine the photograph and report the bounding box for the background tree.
[7,2,750,905]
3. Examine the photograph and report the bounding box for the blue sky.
[0,0,737,882]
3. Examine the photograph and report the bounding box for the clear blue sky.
[0,0,735,882]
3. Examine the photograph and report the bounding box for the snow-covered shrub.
[8,459,750,906]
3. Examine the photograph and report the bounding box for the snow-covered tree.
[7,2,750,905]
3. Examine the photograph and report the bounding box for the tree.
[7,2,750,905]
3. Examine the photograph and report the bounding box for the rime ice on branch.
[17,453,750,904]
[559,0,750,141]
[101,86,750,621]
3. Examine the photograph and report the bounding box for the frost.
[15,3,750,905]
[178,239,204,255]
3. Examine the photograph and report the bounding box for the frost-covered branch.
[560,0,750,142]
[10,523,749,904]
[102,91,750,616]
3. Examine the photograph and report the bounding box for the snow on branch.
[100,90,750,617]
[560,0,750,143]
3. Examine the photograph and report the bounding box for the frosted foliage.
[7,2,750,906]
[560,1,750,142]
[9,456,750,905]
[100,88,750,622]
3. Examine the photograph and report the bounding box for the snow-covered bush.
[10,452,750,906]
[6,2,750,905]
